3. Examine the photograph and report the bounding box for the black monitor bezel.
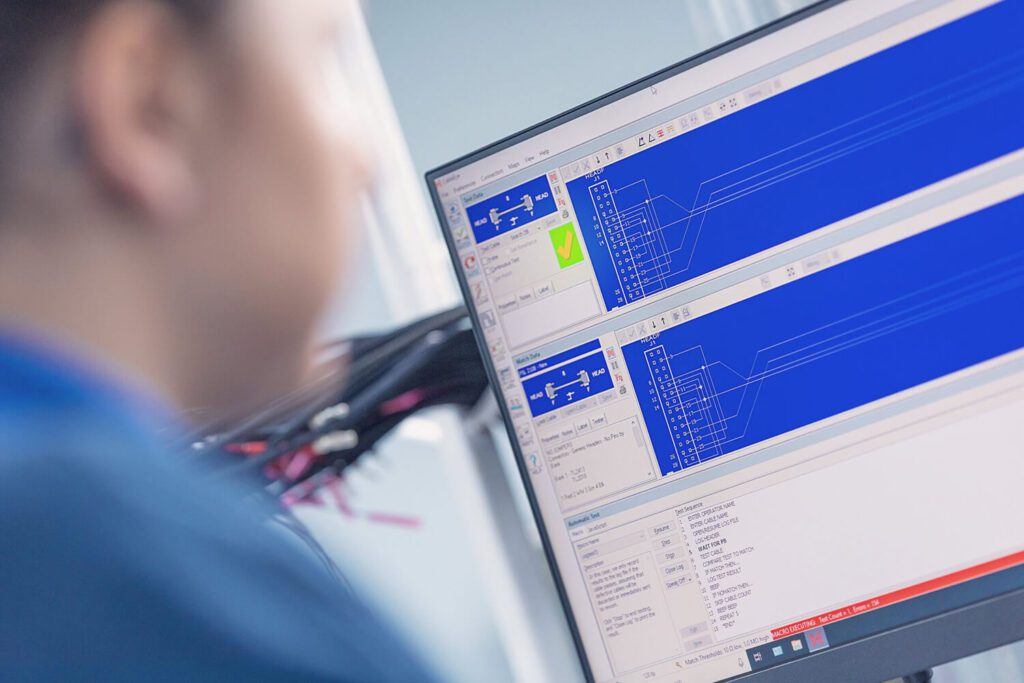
[424,1,1024,679]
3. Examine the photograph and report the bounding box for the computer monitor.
[427,1,1024,680]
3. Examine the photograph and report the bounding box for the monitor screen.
[428,1,1024,680]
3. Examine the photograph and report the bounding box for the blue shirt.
[0,333,439,682]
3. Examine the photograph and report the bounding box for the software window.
[431,1,1024,680]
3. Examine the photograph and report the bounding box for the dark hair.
[0,1,221,196]
[0,1,219,87]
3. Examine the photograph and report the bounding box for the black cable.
[184,351,349,457]
[216,317,470,478]
[189,306,466,462]
[196,306,489,501]
[342,306,467,397]
[282,378,488,491]
[278,411,411,496]
[246,310,470,459]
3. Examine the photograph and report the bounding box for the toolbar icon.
[479,309,497,330]
[806,628,830,652]
[471,281,489,305]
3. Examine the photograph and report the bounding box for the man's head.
[0,0,370,419]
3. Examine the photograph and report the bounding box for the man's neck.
[0,223,185,412]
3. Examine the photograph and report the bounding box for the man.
[0,1,438,680]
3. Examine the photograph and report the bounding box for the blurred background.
[296,2,1024,681]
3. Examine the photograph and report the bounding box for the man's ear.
[72,0,204,223]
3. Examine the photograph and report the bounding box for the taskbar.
[743,551,1024,673]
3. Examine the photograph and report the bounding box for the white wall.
[365,0,815,176]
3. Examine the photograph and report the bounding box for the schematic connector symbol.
[544,370,591,400]
[489,194,534,227]
[522,349,614,418]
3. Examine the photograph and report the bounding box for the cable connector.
[312,430,359,455]
[310,403,350,431]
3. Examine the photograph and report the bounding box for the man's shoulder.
[0,407,437,682]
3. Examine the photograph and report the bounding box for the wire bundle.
[192,306,489,501]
